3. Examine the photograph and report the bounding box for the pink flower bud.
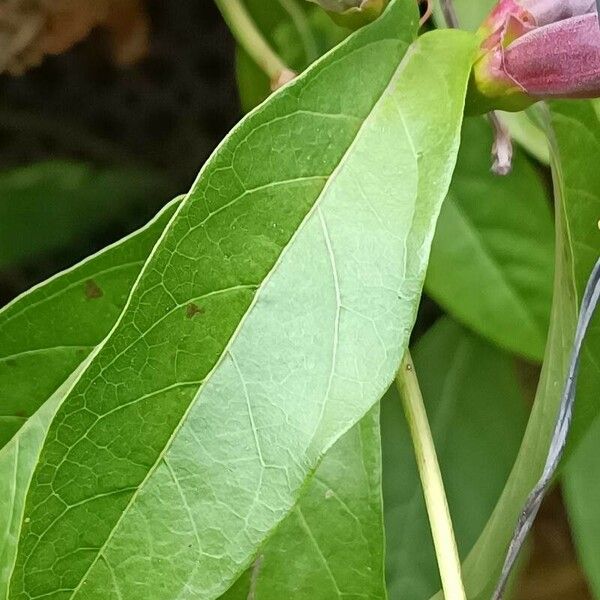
[503,14,600,97]
[470,0,600,112]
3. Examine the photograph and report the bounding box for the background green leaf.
[562,420,600,598]
[428,99,600,600]
[0,200,181,597]
[0,198,180,450]
[3,6,477,598]
[564,419,600,599]
[0,161,169,271]
[426,117,554,362]
[551,98,600,600]
[548,100,600,451]
[382,317,527,600]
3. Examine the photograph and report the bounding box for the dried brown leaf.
[0,0,149,75]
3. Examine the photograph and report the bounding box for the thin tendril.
[419,0,433,26]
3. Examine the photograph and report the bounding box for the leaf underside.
[219,406,386,600]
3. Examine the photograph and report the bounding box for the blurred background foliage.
[0,0,238,301]
[0,1,598,599]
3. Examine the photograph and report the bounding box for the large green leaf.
[220,407,386,600]
[426,117,554,362]
[428,100,600,600]
[0,161,169,270]
[2,4,477,598]
[382,317,527,600]
[0,198,181,450]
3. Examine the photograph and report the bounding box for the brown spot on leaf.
[186,303,204,319]
[84,279,103,299]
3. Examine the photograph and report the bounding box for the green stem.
[396,351,466,600]
[214,0,293,87]
[278,0,320,63]
[439,0,459,28]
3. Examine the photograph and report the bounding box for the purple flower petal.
[504,13,600,97]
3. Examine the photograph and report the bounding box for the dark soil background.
[0,0,238,304]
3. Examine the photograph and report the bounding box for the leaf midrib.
[0,345,93,365]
